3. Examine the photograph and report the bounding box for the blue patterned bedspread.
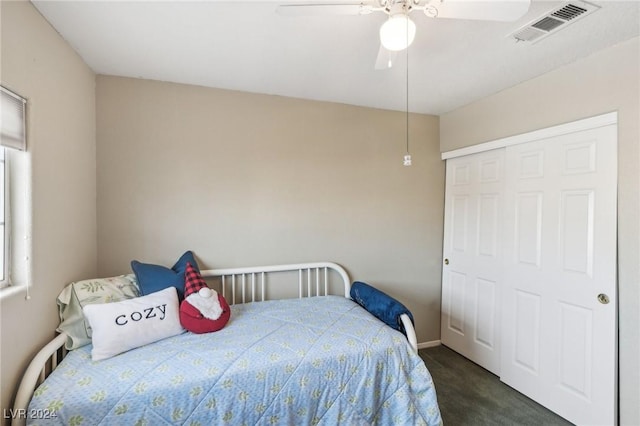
[29,296,441,425]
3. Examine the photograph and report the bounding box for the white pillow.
[83,286,184,361]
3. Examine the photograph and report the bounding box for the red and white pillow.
[179,262,231,334]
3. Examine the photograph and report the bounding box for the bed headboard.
[203,262,417,351]
[201,261,351,304]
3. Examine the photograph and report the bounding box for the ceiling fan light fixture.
[379,14,416,51]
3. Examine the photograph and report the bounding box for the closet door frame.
[442,113,617,161]
[441,111,618,425]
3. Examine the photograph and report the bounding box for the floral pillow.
[56,274,140,350]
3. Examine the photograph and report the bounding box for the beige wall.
[440,37,640,425]
[0,3,444,412]
[0,0,97,415]
[12,0,634,420]
[96,76,444,344]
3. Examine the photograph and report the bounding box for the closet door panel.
[441,149,504,375]
[500,124,617,426]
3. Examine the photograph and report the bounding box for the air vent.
[509,1,599,44]
[552,4,588,21]
[531,16,564,31]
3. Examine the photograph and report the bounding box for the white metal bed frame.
[12,262,417,424]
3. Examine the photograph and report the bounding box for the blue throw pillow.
[350,281,414,336]
[131,251,199,300]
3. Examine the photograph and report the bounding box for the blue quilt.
[28,296,442,425]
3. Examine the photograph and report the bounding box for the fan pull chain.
[403,16,412,167]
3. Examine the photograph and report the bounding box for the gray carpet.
[419,345,573,426]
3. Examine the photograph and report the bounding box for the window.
[1,85,28,290]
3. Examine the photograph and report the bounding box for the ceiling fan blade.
[430,0,531,22]
[276,3,375,16]
[374,44,397,70]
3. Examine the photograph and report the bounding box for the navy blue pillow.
[131,251,199,300]
[350,281,414,337]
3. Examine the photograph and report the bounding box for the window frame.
[0,147,7,287]
[0,85,27,291]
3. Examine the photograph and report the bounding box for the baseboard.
[417,340,441,349]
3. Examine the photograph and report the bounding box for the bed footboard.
[400,313,418,351]
[12,332,68,425]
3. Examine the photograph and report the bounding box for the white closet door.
[500,124,617,425]
[441,149,504,374]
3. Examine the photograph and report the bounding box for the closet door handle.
[444,258,449,265]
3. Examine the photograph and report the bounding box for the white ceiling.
[32,0,639,114]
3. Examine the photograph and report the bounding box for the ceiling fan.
[277,0,531,69]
